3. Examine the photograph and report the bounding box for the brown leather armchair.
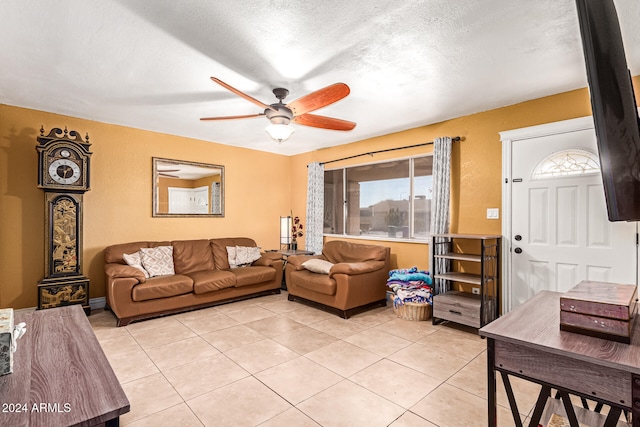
[285,240,390,318]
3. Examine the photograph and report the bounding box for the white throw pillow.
[227,246,261,268]
[302,259,334,275]
[140,246,175,277]
[122,251,150,278]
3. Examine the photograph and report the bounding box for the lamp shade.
[280,216,292,246]
[266,124,295,143]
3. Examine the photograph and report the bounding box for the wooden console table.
[480,290,639,427]
[0,305,129,426]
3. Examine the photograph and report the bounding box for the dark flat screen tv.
[575,0,640,221]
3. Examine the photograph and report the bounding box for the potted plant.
[291,216,304,250]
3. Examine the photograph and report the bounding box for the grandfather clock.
[36,127,92,315]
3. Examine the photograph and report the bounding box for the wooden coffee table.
[0,305,129,426]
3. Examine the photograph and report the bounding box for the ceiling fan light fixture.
[265,123,295,143]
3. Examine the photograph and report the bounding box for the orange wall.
[0,105,291,309]
[2,76,638,309]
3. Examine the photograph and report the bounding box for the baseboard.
[89,297,106,311]
[13,297,106,314]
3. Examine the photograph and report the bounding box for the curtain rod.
[319,136,462,166]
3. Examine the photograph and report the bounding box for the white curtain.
[430,136,452,294]
[306,162,324,254]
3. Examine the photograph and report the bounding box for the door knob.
[514,247,522,254]
[514,235,522,241]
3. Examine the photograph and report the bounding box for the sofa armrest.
[253,252,282,267]
[330,260,385,277]
[105,263,146,283]
[286,254,322,271]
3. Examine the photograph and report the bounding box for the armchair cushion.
[330,260,386,277]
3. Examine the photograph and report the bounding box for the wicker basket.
[392,295,432,321]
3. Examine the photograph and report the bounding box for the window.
[324,156,433,240]
[532,149,600,179]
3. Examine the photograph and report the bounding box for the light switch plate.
[487,208,500,219]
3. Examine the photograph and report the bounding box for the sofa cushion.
[132,274,193,301]
[140,246,175,277]
[172,240,215,274]
[188,270,237,294]
[291,270,337,296]
[302,259,334,274]
[322,240,388,264]
[231,266,277,287]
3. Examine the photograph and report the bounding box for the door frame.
[499,115,595,314]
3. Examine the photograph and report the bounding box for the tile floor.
[89,291,543,427]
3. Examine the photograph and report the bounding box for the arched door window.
[531,149,600,179]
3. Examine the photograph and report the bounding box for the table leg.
[106,417,120,427]
[487,338,497,427]
[500,371,523,427]
[528,385,551,427]
[633,374,639,427]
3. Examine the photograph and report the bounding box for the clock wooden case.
[36,127,92,314]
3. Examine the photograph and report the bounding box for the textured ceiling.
[1,0,639,155]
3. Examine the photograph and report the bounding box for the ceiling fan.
[200,77,356,143]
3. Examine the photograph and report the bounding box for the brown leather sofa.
[285,240,390,318]
[104,237,282,326]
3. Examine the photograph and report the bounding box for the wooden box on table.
[560,280,638,344]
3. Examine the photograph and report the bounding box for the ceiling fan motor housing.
[265,103,294,125]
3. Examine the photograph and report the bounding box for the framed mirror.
[152,157,224,217]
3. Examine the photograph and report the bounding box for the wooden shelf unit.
[431,233,501,328]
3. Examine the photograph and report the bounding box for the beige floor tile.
[244,315,306,338]
[255,356,342,405]
[258,407,320,426]
[418,329,487,361]
[446,352,487,397]
[271,325,339,354]
[388,342,468,381]
[375,318,441,341]
[305,340,382,377]
[309,317,368,339]
[447,352,541,417]
[171,306,221,322]
[298,380,405,427]
[187,376,291,427]
[178,312,240,335]
[344,328,411,357]
[144,336,220,371]
[120,372,183,425]
[129,322,197,350]
[224,338,299,374]
[163,353,249,400]
[411,383,519,427]
[200,324,265,352]
[99,334,159,384]
[224,305,276,323]
[88,310,123,341]
[256,299,301,314]
[125,315,183,333]
[281,305,337,325]
[389,411,437,427]
[349,359,442,408]
[125,403,204,427]
[348,306,396,328]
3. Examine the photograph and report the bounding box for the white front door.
[502,117,637,311]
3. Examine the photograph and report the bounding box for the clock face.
[48,159,82,185]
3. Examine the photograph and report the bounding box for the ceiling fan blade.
[210,77,276,112]
[287,83,350,116]
[200,113,265,121]
[293,113,356,131]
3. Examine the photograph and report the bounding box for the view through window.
[324,156,433,240]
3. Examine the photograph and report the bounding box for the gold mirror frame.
[152,157,224,217]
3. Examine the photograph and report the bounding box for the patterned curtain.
[430,136,452,294]
[306,162,325,254]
